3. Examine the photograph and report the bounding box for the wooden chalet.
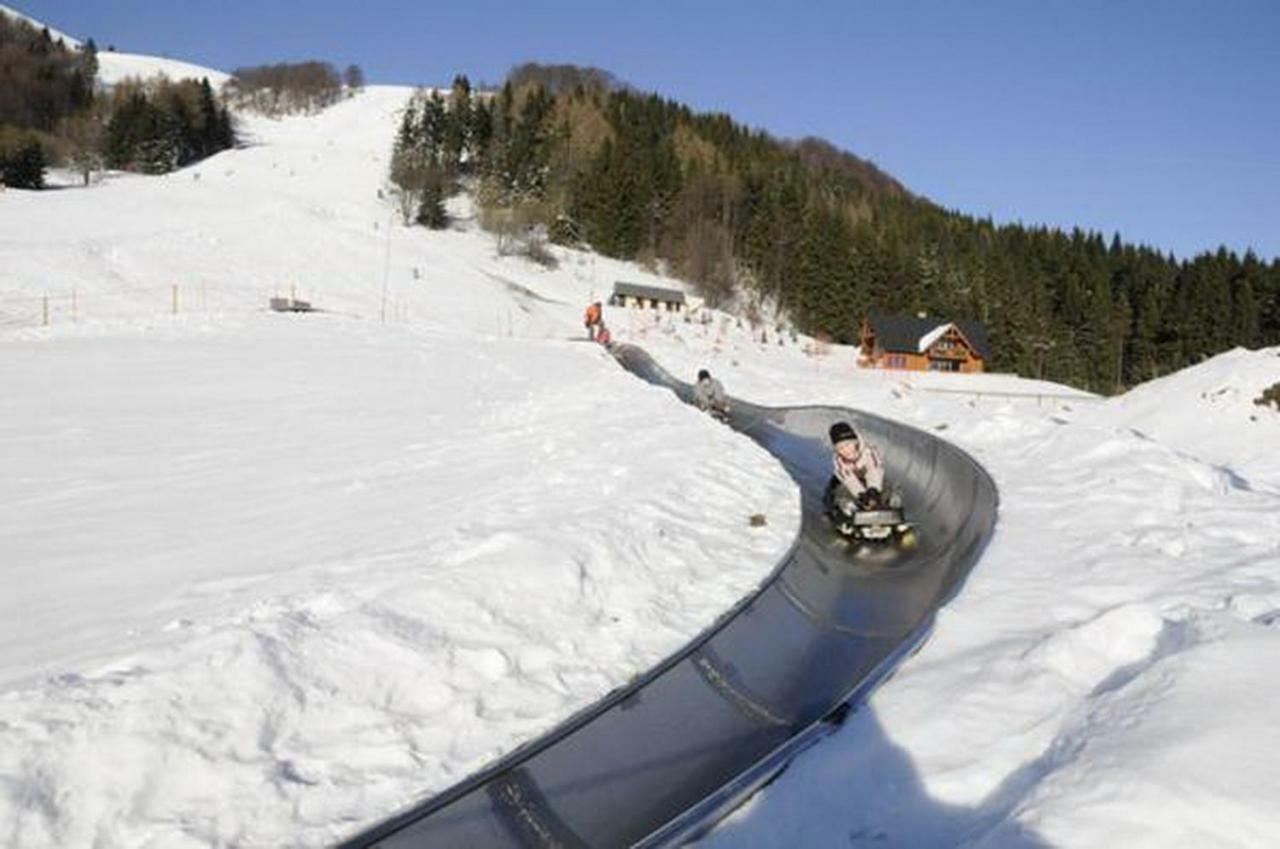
[860,313,990,373]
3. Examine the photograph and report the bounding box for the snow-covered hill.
[0,2,79,46]
[1,4,228,87]
[94,50,230,87]
[3,11,1278,848]
[1104,346,1280,483]
[0,50,801,848]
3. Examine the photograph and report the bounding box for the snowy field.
[3,12,1279,846]
[0,320,798,846]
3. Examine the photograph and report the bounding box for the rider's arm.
[865,446,886,492]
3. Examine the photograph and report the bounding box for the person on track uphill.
[822,421,887,516]
[596,323,612,345]
[693,369,729,416]
[584,301,602,340]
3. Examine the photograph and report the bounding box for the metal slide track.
[338,344,999,848]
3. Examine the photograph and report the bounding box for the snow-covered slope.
[0,76,799,847]
[0,4,228,86]
[95,50,230,87]
[1102,346,1280,483]
[3,17,1278,847]
[0,3,80,47]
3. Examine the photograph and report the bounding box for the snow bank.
[1100,346,1280,483]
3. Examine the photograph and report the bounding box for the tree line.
[224,61,363,116]
[103,77,234,174]
[1,8,366,186]
[389,63,1279,392]
[0,13,96,187]
[0,10,241,186]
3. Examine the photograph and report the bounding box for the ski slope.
[3,7,1279,845]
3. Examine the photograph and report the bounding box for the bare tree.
[226,61,343,116]
[61,106,104,185]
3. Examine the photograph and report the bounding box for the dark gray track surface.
[338,345,998,848]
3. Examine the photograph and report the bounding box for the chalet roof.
[612,281,687,304]
[867,312,991,360]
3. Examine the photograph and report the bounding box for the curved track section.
[339,345,998,848]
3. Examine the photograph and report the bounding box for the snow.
[0,83,801,845]
[3,25,1278,848]
[0,4,229,87]
[95,51,231,88]
[620,327,1280,847]
[916,321,953,352]
[1103,346,1280,483]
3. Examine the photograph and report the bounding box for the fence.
[903,385,1102,405]
[0,282,417,330]
[0,282,217,330]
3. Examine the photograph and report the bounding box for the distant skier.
[823,421,887,513]
[584,301,603,340]
[693,369,729,419]
[596,323,612,346]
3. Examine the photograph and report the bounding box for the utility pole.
[381,203,393,323]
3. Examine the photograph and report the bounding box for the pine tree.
[416,170,448,229]
[0,133,47,189]
[443,74,471,173]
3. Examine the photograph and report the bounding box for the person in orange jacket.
[584,301,602,340]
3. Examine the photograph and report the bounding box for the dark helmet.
[829,421,858,445]
[697,369,711,382]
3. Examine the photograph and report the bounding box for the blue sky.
[18,0,1280,260]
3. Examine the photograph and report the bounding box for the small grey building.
[610,282,688,312]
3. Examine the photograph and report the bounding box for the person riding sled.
[823,421,889,515]
[693,369,729,418]
[824,421,913,545]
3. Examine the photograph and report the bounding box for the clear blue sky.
[19,0,1280,260]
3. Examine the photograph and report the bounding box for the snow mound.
[1101,346,1280,483]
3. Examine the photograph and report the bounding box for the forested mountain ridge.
[392,64,1277,393]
